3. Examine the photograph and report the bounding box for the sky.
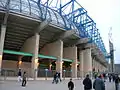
[79,0,120,64]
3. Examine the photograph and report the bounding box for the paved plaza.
[0,79,116,90]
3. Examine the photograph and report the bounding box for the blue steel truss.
[36,0,108,60]
[0,0,108,61]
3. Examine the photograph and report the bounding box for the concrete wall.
[93,59,106,72]
[20,35,37,53]
[20,33,40,78]
[40,40,63,58]
[40,40,63,78]
[83,49,92,73]
[2,60,31,74]
[2,60,17,69]
[63,46,77,61]
[63,46,77,78]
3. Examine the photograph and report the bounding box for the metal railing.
[0,68,101,80]
[1,69,17,77]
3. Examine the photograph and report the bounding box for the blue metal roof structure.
[0,0,108,61]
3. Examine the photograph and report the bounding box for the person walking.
[22,71,27,87]
[93,75,105,90]
[52,72,59,84]
[115,74,120,90]
[18,69,22,82]
[113,74,116,82]
[58,72,62,82]
[83,74,92,90]
[108,74,112,82]
[103,73,106,82]
[68,79,74,90]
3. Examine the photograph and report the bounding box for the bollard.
[45,69,48,80]
[71,70,72,78]
[63,70,66,80]
[4,70,7,80]
[34,69,37,80]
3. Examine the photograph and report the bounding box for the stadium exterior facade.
[0,0,108,79]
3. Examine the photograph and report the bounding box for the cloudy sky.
[79,0,120,64]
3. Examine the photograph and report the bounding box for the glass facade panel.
[49,9,57,25]
[54,12,64,27]
[0,0,7,8]
[46,9,51,19]
[9,0,20,12]
[21,0,30,15]
[0,0,76,31]
[30,1,40,18]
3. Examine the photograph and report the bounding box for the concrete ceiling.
[0,12,79,51]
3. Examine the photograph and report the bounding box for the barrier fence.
[0,68,101,80]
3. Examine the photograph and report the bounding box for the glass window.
[0,0,7,8]
[21,0,30,15]
[29,0,40,18]
[40,6,47,19]
[46,9,51,19]
[54,11,64,27]
[49,9,57,25]
[62,17,70,29]
[9,0,20,12]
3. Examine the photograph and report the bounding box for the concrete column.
[101,64,104,72]
[63,46,77,78]
[83,48,92,77]
[21,33,40,79]
[40,40,63,78]
[98,63,100,72]
[17,56,23,69]
[102,66,104,72]
[56,58,62,76]
[94,59,98,72]
[92,59,94,70]
[49,62,52,70]
[56,40,63,78]
[94,60,97,72]
[31,33,39,79]
[98,62,101,72]
[79,50,84,78]
[0,24,6,71]
[71,47,77,78]
[100,64,102,72]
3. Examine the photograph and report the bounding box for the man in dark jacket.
[68,79,74,90]
[108,74,112,82]
[115,74,120,90]
[18,69,22,82]
[83,74,92,90]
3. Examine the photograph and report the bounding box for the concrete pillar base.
[0,55,2,73]
[80,71,84,79]
[63,46,77,78]
[31,57,39,80]
[56,60,62,79]
[83,48,92,77]
[79,51,84,78]
[71,63,77,78]
[17,56,23,69]
[0,24,7,71]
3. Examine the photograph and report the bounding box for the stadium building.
[0,0,108,79]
